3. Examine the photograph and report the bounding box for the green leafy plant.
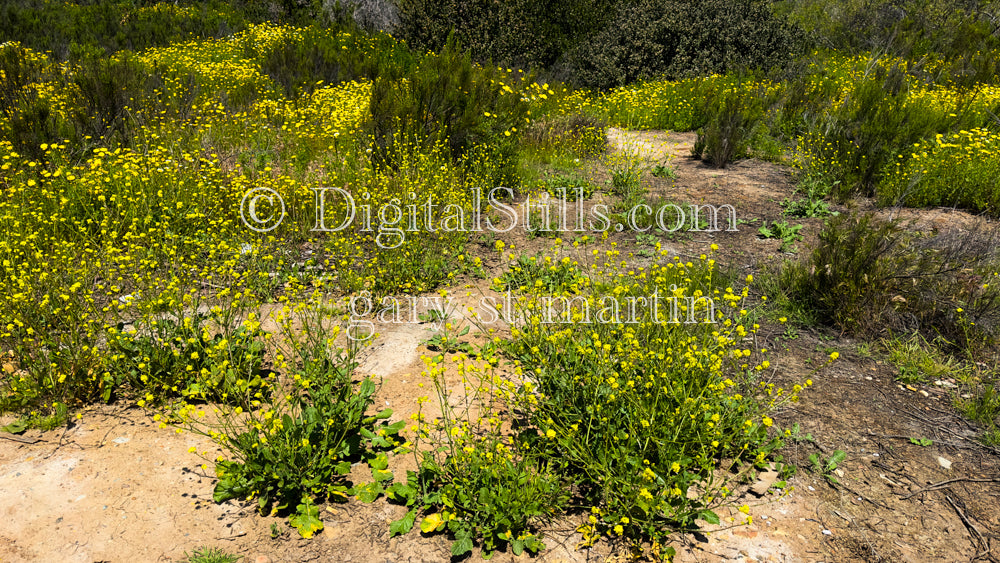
[176,302,406,538]
[808,450,846,484]
[1,401,68,433]
[387,444,566,558]
[384,347,570,559]
[787,422,814,443]
[421,307,474,356]
[758,220,803,252]
[185,546,242,563]
[909,437,933,447]
[543,173,596,201]
[780,196,838,218]
[651,163,678,180]
[110,309,268,406]
[781,173,840,218]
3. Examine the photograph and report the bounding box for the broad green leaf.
[386,482,417,505]
[212,472,247,503]
[451,535,474,557]
[524,536,545,553]
[354,482,383,503]
[289,504,324,539]
[1,420,28,434]
[390,509,416,537]
[372,468,394,482]
[699,510,720,525]
[370,453,389,471]
[358,378,376,397]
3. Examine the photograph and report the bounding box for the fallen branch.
[902,477,1000,500]
[945,495,990,560]
[0,434,44,445]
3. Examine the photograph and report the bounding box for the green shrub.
[386,353,569,558]
[798,63,960,198]
[109,310,268,406]
[366,35,528,189]
[395,0,614,72]
[565,0,803,90]
[776,0,1000,66]
[691,80,768,168]
[250,27,414,98]
[879,128,1000,215]
[780,173,839,218]
[0,45,72,161]
[0,1,247,60]
[67,54,157,149]
[179,302,406,538]
[497,249,807,556]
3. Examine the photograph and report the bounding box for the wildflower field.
[2,2,1000,562]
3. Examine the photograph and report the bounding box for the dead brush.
[783,211,1000,360]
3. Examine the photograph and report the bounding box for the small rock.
[750,469,780,496]
[937,456,952,470]
[822,529,832,536]
[919,390,930,397]
[255,557,271,563]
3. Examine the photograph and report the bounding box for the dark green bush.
[764,56,844,142]
[803,63,965,198]
[564,0,803,89]
[367,35,528,189]
[68,54,157,148]
[691,81,768,168]
[395,0,615,72]
[1,48,184,157]
[776,0,1000,69]
[0,46,72,161]
[0,1,247,60]
[250,27,414,98]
